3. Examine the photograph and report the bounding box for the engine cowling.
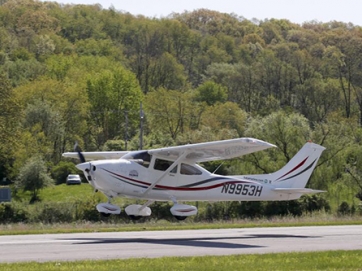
[96,203,121,215]
[170,204,198,218]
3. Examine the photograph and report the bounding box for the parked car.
[66,174,81,185]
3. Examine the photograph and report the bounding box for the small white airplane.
[62,138,325,220]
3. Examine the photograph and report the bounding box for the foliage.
[86,67,143,149]
[15,156,54,202]
[50,161,79,185]
[1,1,362,217]
[0,73,20,180]
[195,81,227,106]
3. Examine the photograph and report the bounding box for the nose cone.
[76,162,91,171]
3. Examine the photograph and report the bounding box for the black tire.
[174,216,187,221]
[100,212,111,217]
[129,215,142,220]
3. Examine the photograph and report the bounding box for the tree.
[200,101,247,136]
[13,77,89,162]
[149,52,187,90]
[322,31,362,120]
[243,111,312,173]
[0,73,21,178]
[195,81,227,106]
[0,73,20,181]
[86,67,143,149]
[145,88,201,140]
[15,156,54,202]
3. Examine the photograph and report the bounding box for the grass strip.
[1,250,362,271]
[1,215,361,235]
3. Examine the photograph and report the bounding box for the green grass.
[1,214,361,235]
[1,250,362,271]
[14,183,130,205]
[13,183,104,203]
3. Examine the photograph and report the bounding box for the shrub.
[51,161,79,185]
[338,201,351,215]
[0,202,28,223]
[32,202,74,223]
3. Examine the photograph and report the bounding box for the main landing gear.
[95,198,198,221]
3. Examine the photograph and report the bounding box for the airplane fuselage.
[83,159,294,202]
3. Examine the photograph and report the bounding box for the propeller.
[74,142,86,164]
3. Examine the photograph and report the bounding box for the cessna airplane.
[62,138,325,220]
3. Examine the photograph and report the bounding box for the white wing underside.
[148,137,276,162]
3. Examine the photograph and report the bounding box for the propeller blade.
[74,142,86,163]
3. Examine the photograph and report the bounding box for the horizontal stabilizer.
[272,188,326,194]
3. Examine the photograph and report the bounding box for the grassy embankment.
[1,250,362,271]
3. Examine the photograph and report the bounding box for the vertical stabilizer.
[270,142,325,188]
[242,142,325,189]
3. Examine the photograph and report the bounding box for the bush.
[338,201,351,215]
[300,194,331,213]
[32,202,74,223]
[74,196,102,222]
[51,161,79,185]
[0,202,28,223]
[15,156,54,202]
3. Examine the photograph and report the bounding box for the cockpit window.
[154,158,177,173]
[180,164,202,175]
[123,151,151,168]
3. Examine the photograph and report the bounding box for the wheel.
[100,212,111,217]
[174,216,187,221]
[129,215,142,220]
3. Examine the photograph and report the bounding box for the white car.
[66,174,81,185]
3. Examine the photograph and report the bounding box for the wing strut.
[142,151,188,195]
[138,200,155,212]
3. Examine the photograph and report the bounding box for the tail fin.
[243,142,325,191]
[270,142,325,189]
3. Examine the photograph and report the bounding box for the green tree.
[86,67,143,149]
[145,88,201,140]
[15,156,54,202]
[0,73,20,180]
[200,102,247,136]
[149,52,187,90]
[195,81,227,106]
[244,111,312,173]
[14,77,89,161]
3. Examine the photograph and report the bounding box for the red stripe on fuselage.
[103,169,250,191]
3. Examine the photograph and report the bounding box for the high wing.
[148,137,276,162]
[62,151,129,161]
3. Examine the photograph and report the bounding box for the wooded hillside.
[1,0,362,212]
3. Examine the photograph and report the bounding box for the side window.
[180,164,202,175]
[154,159,177,173]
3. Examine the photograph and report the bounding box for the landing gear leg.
[96,195,121,216]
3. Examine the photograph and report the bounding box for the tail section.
[244,142,325,191]
[270,142,325,189]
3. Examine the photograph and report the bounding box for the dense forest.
[1,0,362,216]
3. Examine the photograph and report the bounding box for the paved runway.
[0,225,361,263]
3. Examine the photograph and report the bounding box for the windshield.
[122,151,151,168]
